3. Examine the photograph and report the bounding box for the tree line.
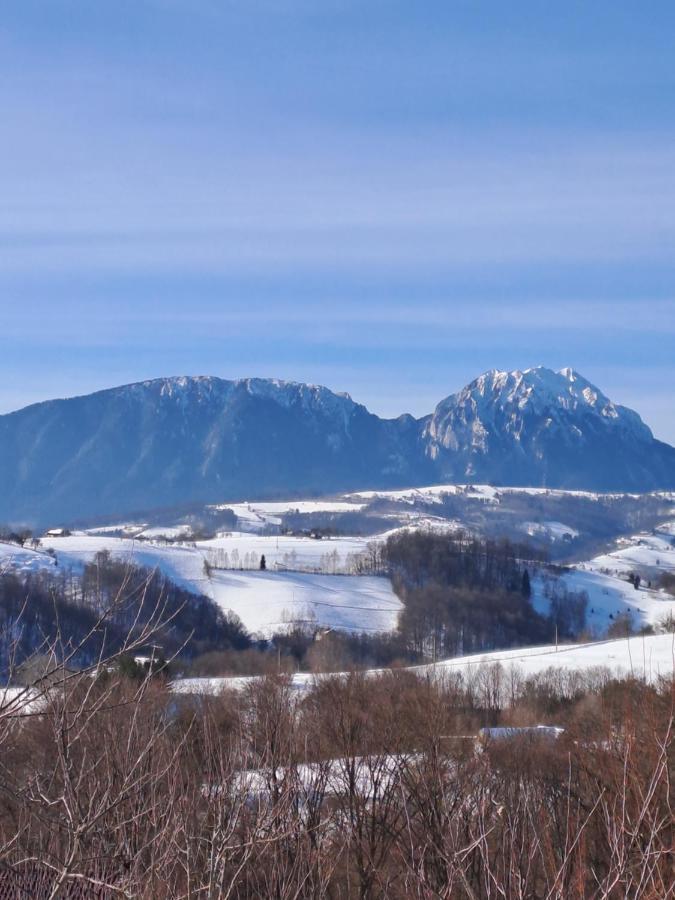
[382,530,592,658]
[0,551,249,678]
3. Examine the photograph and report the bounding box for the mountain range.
[1,367,674,525]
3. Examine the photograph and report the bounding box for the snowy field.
[208,499,367,530]
[348,484,500,504]
[534,566,675,634]
[172,632,675,697]
[524,521,579,541]
[530,524,675,634]
[0,532,399,636]
[204,570,399,634]
[426,633,675,683]
[584,531,675,578]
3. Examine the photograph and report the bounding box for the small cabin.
[133,644,165,674]
[44,527,71,538]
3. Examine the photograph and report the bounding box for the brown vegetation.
[0,540,672,895]
[0,652,672,897]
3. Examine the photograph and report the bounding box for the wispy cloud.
[0,1,673,442]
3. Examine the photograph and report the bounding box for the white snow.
[208,500,367,531]
[0,541,57,571]
[138,526,193,539]
[656,521,675,536]
[588,534,675,576]
[0,686,43,716]
[348,484,499,504]
[233,500,365,515]
[205,570,400,636]
[427,633,675,683]
[172,633,675,697]
[0,532,399,637]
[84,523,148,536]
[499,486,609,499]
[524,521,579,541]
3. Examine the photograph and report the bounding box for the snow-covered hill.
[427,633,675,682]
[172,633,675,697]
[2,478,675,637]
[2,514,674,640]
[0,531,400,637]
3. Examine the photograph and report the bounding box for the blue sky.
[1,1,674,440]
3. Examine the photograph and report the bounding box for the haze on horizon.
[1,1,674,442]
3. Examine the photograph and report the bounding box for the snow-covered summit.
[116,375,356,410]
[421,366,671,490]
[238,377,357,419]
[99,376,362,436]
[428,367,653,452]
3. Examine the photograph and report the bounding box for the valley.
[2,483,674,643]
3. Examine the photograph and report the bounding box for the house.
[44,527,71,538]
[478,725,565,746]
[132,644,166,673]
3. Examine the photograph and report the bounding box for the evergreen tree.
[260,554,266,571]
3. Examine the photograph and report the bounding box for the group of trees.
[383,531,554,658]
[383,529,545,591]
[272,625,414,673]
[541,577,589,638]
[0,551,250,677]
[204,547,266,573]
[188,624,418,678]
[204,543,385,576]
[0,654,672,897]
[0,527,41,548]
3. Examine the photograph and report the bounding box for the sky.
[1,1,674,441]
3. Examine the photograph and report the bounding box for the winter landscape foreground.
[2,372,675,896]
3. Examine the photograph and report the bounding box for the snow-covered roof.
[478,725,565,742]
